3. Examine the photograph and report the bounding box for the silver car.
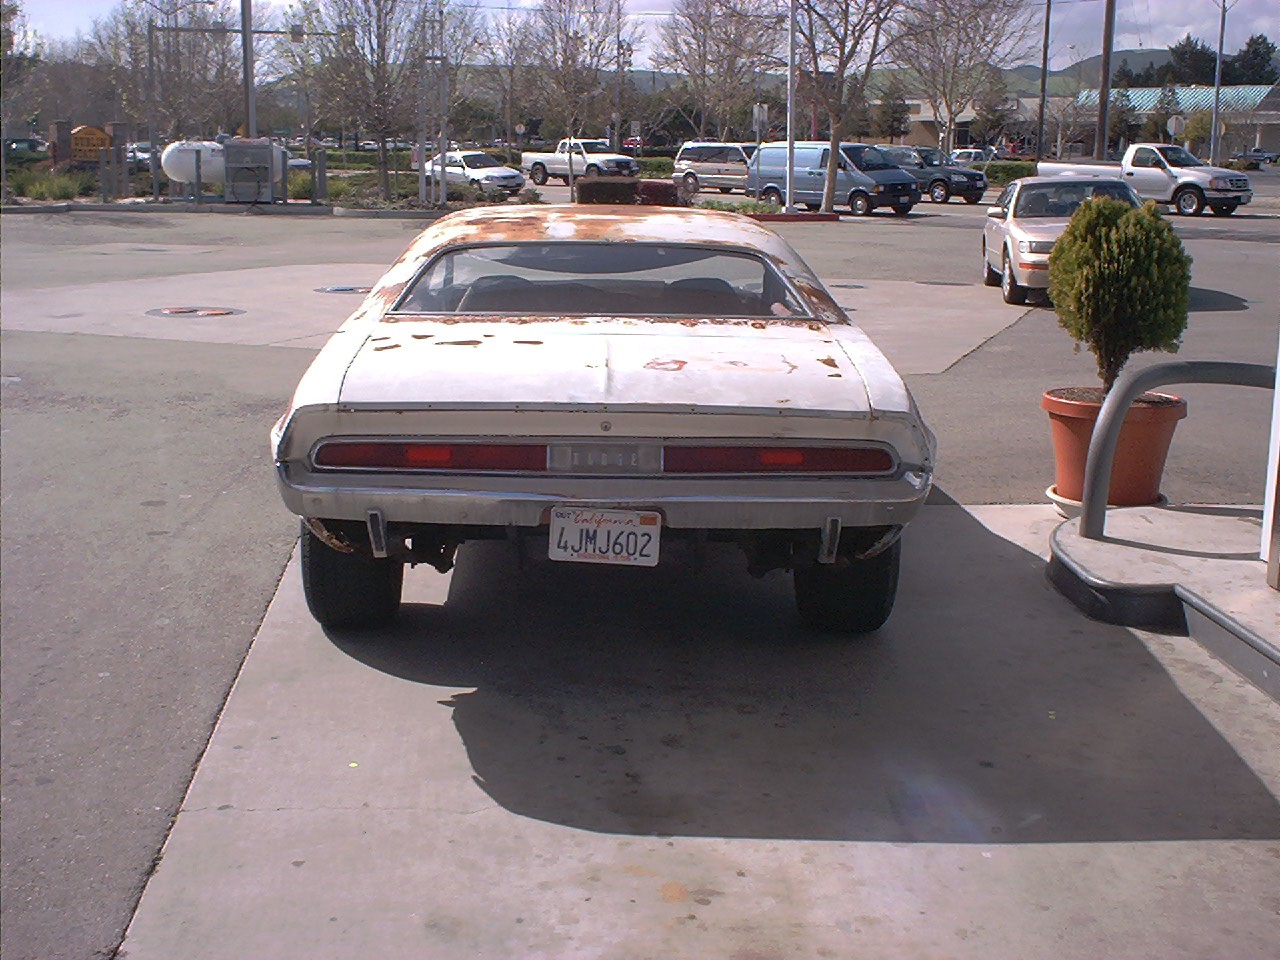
[982,176,1142,304]
[426,150,526,195]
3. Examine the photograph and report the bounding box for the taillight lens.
[662,445,894,474]
[314,442,547,472]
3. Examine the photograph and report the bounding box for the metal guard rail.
[1079,360,1277,540]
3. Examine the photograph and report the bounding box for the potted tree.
[1042,197,1192,510]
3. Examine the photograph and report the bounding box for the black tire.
[893,204,913,216]
[803,201,822,211]
[963,194,982,205]
[1210,204,1236,216]
[794,539,901,634]
[718,187,733,194]
[300,522,403,629]
[583,165,601,179]
[848,191,871,216]
[529,163,547,186]
[1174,186,1205,216]
[682,172,699,193]
[762,186,783,207]
[982,243,1000,286]
[1001,249,1027,305]
[929,180,950,203]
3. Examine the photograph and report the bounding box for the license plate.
[548,507,661,567]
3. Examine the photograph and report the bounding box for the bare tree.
[794,0,913,212]
[652,0,782,140]
[893,0,1035,152]
[527,0,636,139]
[308,0,478,199]
[478,6,536,160]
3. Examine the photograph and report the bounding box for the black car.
[877,144,987,204]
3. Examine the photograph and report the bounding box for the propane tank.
[160,141,226,183]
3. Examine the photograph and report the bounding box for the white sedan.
[420,150,526,195]
[272,206,935,633]
[982,176,1142,304]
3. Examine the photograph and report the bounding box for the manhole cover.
[316,285,372,294]
[146,306,245,318]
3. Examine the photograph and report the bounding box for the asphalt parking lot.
[2,192,1278,960]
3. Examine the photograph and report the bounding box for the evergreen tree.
[870,80,911,141]
[1225,34,1279,85]
[1140,85,1180,142]
[1111,58,1136,88]
[1167,34,1217,85]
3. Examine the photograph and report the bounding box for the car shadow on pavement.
[1188,286,1250,312]
[329,495,1280,845]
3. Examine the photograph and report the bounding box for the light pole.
[785,0,796,214]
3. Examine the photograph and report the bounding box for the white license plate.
[548,507,661,567]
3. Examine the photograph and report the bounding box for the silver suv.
[672,141,755,194]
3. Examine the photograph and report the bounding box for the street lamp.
[1210,0,1241,164]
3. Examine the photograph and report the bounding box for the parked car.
[284,150,312,170]
[622,135,647,149]
[877,143,987,203]
[6,136,48,154]
[420,150,525,195]
[982,176,1142,304]
[951,147,994,166]
[1230,146,1278,164]
[272,205,935,633]
[746,141,919,214]
[672,141,755,194]
[1038,142,1252,216]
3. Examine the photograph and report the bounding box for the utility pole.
[241,0,256,137]
[1035,0,1052,161]
[785,0,796,213]
[1093,0,1116,159]
[1210,0,1233,163]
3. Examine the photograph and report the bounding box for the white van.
[672,142,756,194]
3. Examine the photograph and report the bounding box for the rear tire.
[529,163,547,186]
[1001,250,1027,305]
[718,187,733,194]
[300,522,403,629]
[794,539,901,634]
[762,186,783,207]
[682,172,699,193]
[1210,204,1237,216]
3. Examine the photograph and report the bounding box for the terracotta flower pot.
[1042,387,1188,506]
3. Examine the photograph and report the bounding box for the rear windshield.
[1014,181,1140,217]
[394,243,810,318]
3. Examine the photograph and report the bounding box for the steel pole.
[785,0,796,213]
[240,0,257,137]
[1210,0,1226,163]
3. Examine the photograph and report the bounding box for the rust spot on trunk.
[436,339,483,346]
[372,343,401,351]
[818,356,839,369]
[644,359,687,371]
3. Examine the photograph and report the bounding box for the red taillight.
[662,445,893,474]
[314,442,547,472]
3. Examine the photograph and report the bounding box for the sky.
[19,0,1280,71]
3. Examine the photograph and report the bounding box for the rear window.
[394,243,810,319]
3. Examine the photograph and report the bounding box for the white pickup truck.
[1037,143,1252,216]
[520,139,639,185]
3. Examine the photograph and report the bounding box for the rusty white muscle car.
[272,205,935,633]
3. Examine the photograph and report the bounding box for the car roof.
[1010,175,1128,187]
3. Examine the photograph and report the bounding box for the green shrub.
[1047,198,1191,392]
[289,173,314,200]
[517,186,542,204]
[696,198,781,214]
[974,160,1037,186]
[8,168,36,196]
[1224,158,1258,171]
[24,171,95,200]
[638,157,674,178]
[574,179,639,204]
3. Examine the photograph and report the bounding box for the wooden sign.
[70,125,111,161]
